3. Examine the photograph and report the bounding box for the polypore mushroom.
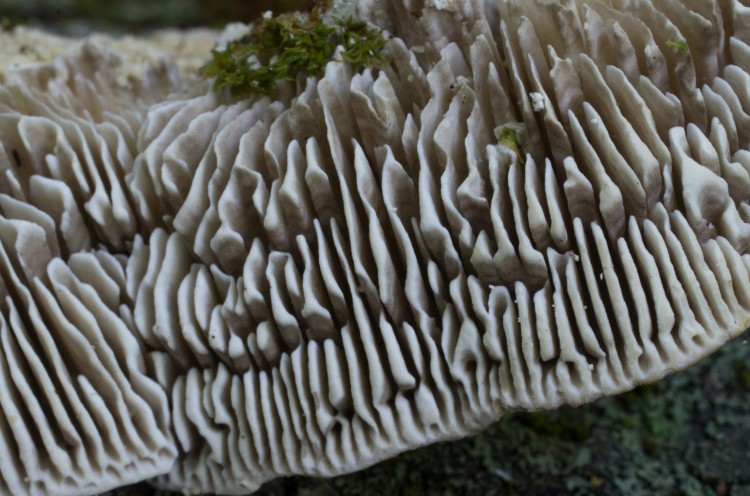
[2,0,750,494]
[0,28,210,495]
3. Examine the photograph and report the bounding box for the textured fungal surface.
[3,0,750,494]
[0,36,182,495]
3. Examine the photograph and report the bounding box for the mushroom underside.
[1,0,750,494]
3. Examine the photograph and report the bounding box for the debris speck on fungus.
[666,39,690,53]
[496,124,526,164]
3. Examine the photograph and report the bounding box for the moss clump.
[200,13,388,97]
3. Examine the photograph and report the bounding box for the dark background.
[0,0,312,35]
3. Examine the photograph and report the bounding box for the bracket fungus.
[1,0,750,494]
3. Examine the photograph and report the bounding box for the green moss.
[199,12,388,97]
[336,16,388,66]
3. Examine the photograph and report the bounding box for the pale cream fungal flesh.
[0,0,749,494]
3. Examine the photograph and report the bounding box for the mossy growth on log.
[199,12,388,97]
